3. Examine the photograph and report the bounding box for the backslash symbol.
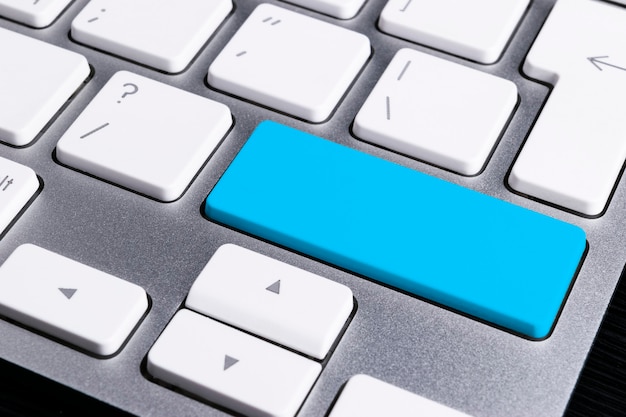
[0,175,14,191]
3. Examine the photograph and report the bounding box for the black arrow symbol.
[266,280,281,295]
[223,355,239,371]
[59,288,77,299]
[588,56,626,72]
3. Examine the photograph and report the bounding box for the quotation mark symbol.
[262,16,281,26]
[87,9,106,23]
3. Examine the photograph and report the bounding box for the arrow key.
[148,310,321,417]
[186,244,354,359]
[0,244,148,356]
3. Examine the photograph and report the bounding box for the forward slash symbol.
[80,122,110,139]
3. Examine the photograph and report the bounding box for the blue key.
[205,121,586,339]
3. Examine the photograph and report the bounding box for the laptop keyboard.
[0,0,625,416]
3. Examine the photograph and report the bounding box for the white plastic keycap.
[208,3,370,122]
[0,27,89,146]
[329,375,473,417]
[509,0,626,216]
[282,0,367,19]
[186,244,353,359]
[0,157,39,235]
[0,0,73,27]
[379,0,529,64]
[354,48,517,175]
[71,0,232,72]
[0,244,148,356]
[148,310,321,417]
[56,71,232,202]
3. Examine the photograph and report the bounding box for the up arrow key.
[59,288,77,300]
[265,280,281,295]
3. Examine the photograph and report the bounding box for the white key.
[186,244,353,359]
[148,310,321,417]
[208,3,370,122]
[282,0,367,19]
[379,0,529,64]
[509,0,626,216]
[0,157,39,234]
[0,27,89,146]
[0,244,148,356]
[354,48,517,175]
[71,0,232,73]
[329,375,473,417]
[56,71,232,202]
[0,0,73,27]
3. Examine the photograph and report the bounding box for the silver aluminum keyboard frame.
[0,1,623,416]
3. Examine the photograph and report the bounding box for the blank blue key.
[205,121,586,339]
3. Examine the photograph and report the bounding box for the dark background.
[0,271,624,417]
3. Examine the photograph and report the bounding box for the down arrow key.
[59,288,77,300]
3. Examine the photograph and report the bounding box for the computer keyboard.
[0,0,624,416]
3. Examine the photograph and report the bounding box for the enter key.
[509,0,626,217]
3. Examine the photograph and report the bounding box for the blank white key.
[329,375,473,417]
[0,0,73,27]
[0,27,89,146]
[0,157,39,234]
[56,71,232,202]
[71,0,232,72]
[208,3,370,122]
[282,0,367,19]
[0,244,148,356]
[379,0,529,64]
[509,0,626,216]
[354,48,517,175]
[148,310,321,417]
[186,244,353,359]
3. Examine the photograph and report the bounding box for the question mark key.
[117,83,139,103]
[56,71,233,202]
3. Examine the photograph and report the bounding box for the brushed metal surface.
[1,1,624,416]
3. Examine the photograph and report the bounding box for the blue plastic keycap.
[205,121,586,339]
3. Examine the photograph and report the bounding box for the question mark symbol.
[117,83,139,103]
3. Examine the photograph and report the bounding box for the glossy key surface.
[509,0,626,216]
[206,121,586,340]
[329,374,472,417]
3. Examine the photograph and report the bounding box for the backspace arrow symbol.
[588,56,626,72]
